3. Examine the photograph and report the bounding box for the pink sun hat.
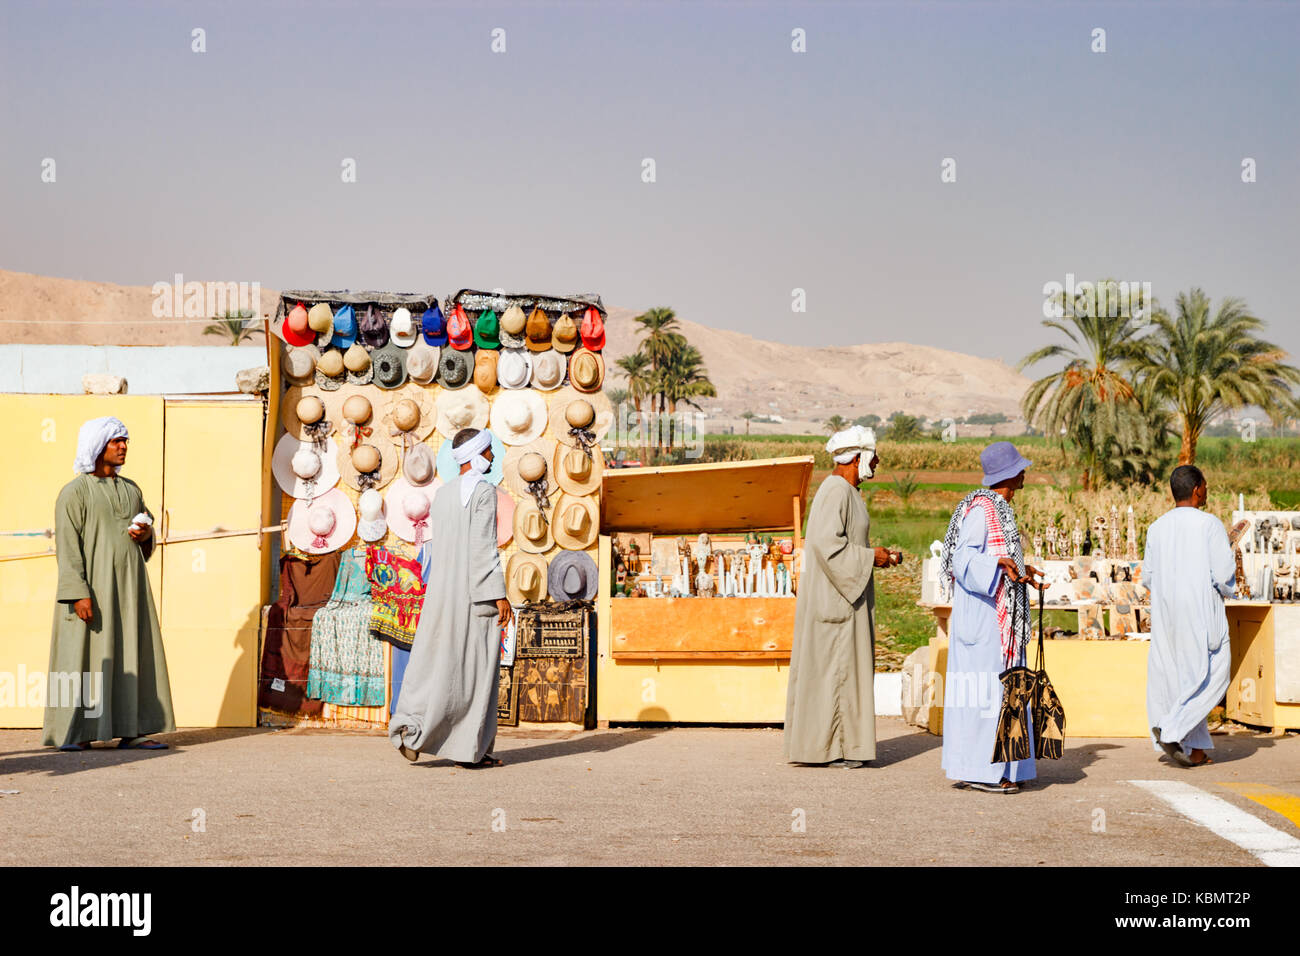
[386,475,441,545]
[286,487,356,554]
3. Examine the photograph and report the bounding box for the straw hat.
[308,302,335,347]
[357,488,388,542]
[435,432,505,486]
[280,344,319,386]
[280,387,335,441]
[529,349,565,391]
[473,349,499,394]
[503,437,557,500]
[524,308,552,352]
[553,442,604,496]
[579,307,605,351]
[435,389,489,440]
[551,313,579,354]
[385,475,441,545]
[313,347,346,391]
[371,343,408,390]
[271,434,341,499]
[496,348,532,390]
[548,549,598,601]
[282,303,315,347]
[550,493,599,550]
[499,304,527,349]
[438,349,473,390]
[338,439,399,491]
[286,488,356,555]
[505,551,549,605]
[549,387,614,446]
[495,486,516,547]
[406,339,439,385]
[401,440,439,487]
[380,386,435,442]
[490,390,548,446]
[389,307,418,348]
[568,348,604,393]
[512,497,554,553]
[342,342,373,385]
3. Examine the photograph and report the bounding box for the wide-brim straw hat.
[506,551,549,605]
[549,387,614,447]
[280,386,336,441]
[529,349,565,391]
[503,437,557,501]
[435,389,489,440]
[512,497,554,554]
[496,347,532,389]
[495,487,516,547]
[550,492,599,551]
[406,340,439,384]
[489,390,548,446]
[271,433,341,499]
[438,349,473,390]
[435,432,505,485]
[334,384,379,445]
[371,343,408,390]
[553,441,604,496]
[337,437,400,491]
[280,344,320,386]
[286,487,357,555]
[568,348,604,393]
[379,385,436,442]
[385,475,442,545]
[548,548,598,601]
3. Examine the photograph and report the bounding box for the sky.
[1,0,1296,368]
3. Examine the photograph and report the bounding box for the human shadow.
[1025,741,1124,789]
[0,727,272,779]
[413,727,665,769]
[871,728,944,768]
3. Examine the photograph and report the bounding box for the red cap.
[579,307,605,351]
[282,302,315,346]
[447,304,474,351]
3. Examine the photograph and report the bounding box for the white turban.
[74,416,129,474]
[451,429,494,506]
[827,426,878,479]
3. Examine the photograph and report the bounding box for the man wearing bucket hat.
[785,425,900,769]
[390,427,512,768]
[938,441,1045,793]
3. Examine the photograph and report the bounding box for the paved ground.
[1,720,1298,866]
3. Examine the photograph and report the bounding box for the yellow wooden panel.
[601,456,813,534]
[611,597,795,658]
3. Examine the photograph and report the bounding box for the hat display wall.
[553,441,604,496]
[281,388,335,441]
[272,434,341,499]
[549,387,614,446]
[281,344,319,386]
[473,349,499,395]
[474,309,500,349]
[421,305,448,346]
[389,307,418,347]
[401,440,439,487]
[447,305,474,350]
[438,349,473,390]
[499,304,527,349]
[496,348,532,390]
[282,302,315,347]
[524,308,552,352]
[308,302,335,347]
[385,475,441,545]
[286,488,357,555]
[548,549,599,602]
[568,348,604,393]
[343,342,373,385]
[579,307,605,351]
[490,389,548,446]
[435,388,489,440]
[506,551,549,605]
[339,439,399,491]
[357,488,388,542]
[529,349,565,391]
[503,437,557,503]
[436,431,505,485]
[495,487,516,547]
[314,348,345,390]
[331,305,359,349]
[359,305,389,349]
[512,497,554,554]
[551,493,599,550]
[551,313,579,354]
[380,387,436,442]
[406,339,439,384]
[371,343,408,390]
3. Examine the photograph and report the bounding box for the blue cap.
[980,441,1032,487]
[331,305,358,349]
[421,305,448,346]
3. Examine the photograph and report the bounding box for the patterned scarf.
[940,489,1030,669]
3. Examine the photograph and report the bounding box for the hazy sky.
[2,0,1296,367]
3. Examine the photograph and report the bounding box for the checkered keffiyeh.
[940,490,1031,669]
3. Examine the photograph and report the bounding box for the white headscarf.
[826,425,878,479]
[74,416,129,474]
[452,429,495,506]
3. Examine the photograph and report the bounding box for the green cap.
[473,309,500,349]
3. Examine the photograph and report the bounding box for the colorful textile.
[367,546,425,651]
[307,549,385,706]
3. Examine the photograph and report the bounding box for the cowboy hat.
[549,387,614,446]
[551,493,599,551]
[548,548,598,601]
[495,486,516,547]
[506,551,549,605]
[406,339,439,385]
[529,349,565,391]
[421,305,448,346]
[280,344,319,386]
[438,348,473,390]
[568,348,604,393]
[286,487,356,555]
[435,388,489,440]
[308,302,335,347]
[401,440,439,487]
[496,348,532,390]
[503,437,557,501]
[435,430,505,485]
[551,313,579,354]
[280,387,335,441]
[271,433,341,499]
[342,342,373,385]
[331,305,359,349]
[385,475,441,545]
[474,309,501,349]
[358,305,388,350]
[380,386,436,442]
[499,304,527,349]
[389,307,418,348]
[553,441,604,496]
[473,349,499,394]
[282,302,315,347]
[524,308,552,352]
[371,343,408,390]
[579,307,605,351]
[357,487,388,542]
[338,439,399,491]
[512,497,554,554]
[490,390,548,446]
[313,347,346,391]
[446,305,474,351]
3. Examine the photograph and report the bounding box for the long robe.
[42,473,175,746]
[941,505,1036,784]
[1145,507,1235,752]
[784,474,877,763]
[388,477,506,762]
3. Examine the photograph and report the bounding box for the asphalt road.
[1,720,1297,866]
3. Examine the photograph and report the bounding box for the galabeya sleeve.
[808,480,874,606]
[468,483,507,604]
[54,480,91,603]
[953,507,1001,597]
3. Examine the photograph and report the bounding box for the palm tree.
[616,351,654,461]
[740,410,756,435]
[659,344,716,450]
[825,414,848,434]
[204,310,262,345]
[1137,289,1300,465]
[885,414,926,442]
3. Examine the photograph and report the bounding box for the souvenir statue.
[1045,525,1058,560]
[1072,520,1084,559]
[692,532,713,568]
[1092,515,1108,561]
[1125,506,1139,561]
[1110,505,1121,559]
[1032,532,1043,562]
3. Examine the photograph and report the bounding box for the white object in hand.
[129,512,153,532]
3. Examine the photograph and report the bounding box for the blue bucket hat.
[331,305,358,349]
[421,305,448,346]
[980,441,1032,487]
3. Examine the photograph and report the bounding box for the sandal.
[1152,726,1187,764]
[458,754,503,768]
[966,780,1020,794]
[1187,750,1214,767]
[398,743,420,763]
[58,741,92,752]
[117,737,167,750]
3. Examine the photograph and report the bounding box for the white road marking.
[1130,780,1300,867]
